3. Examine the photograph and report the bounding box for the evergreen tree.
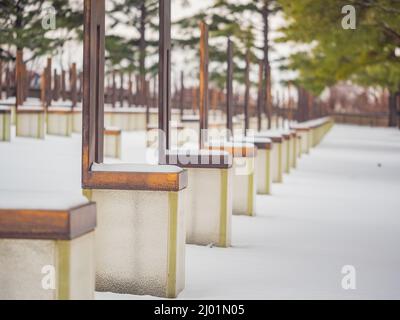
[175,0,281,127]
[277,0,400,125]
[107,0,159,76]
[0,0,82,63]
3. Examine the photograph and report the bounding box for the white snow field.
[1,124,399,299]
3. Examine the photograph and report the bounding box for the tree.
[277,0,400,126]
[175,0,281,128]
[0,0,82,63]
[107,0,159,100]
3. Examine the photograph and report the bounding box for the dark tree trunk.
[70,62,77,108]
[15,50,24,108]
[128,73,133,107]
[53,69,59,101]
[297,86,308,122]
[112,71,116,108]
[180,71,184,119]
[119,72,124,107]
[262,0,271,129]
[244,50,250,134]
[256,60,264,131]
[5,67,11,98]
[0,60,3,97]
[61,70,66,101]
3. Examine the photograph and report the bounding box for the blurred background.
[1,0,399,127]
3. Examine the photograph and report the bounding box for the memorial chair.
[0,192,96,300]
[81,0,187,298]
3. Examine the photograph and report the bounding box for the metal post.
[46,57,52,108]
[70,63,77,108]
[158,0,171,153]
[226,39,233,136]
[180,71,184,120]
[15,50,23,109]
[82,0,105,181]
[244,49,250,134]
[199,21,209,149]
[256,61,263,131]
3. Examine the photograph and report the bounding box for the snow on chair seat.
[0,192,96,300]
[104,127,122,159]
[46,107,73,137]
[16,106,45,139]
[164,149,233,247]
[0,106,11,141]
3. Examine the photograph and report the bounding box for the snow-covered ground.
[1,124,400,299]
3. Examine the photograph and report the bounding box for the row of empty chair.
[0,112,333,299]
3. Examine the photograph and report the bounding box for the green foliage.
[106,0,159,76]
[278,0,400,94]
[174,0,271,89]
[0,0,82,62]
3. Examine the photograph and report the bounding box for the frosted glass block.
[0,112,11,141]
[171,112,180,123]
[256,149,271,195]
[297,136,302,158]
[104,133,121,159]
[271,143,281,183]
[108,112,141,131]
[66,232,96,300]
[111,114,121,130]
[290,137,297,168]
[282,139,288,174]
[285,138,291,173]
[72,110,82,133]
[90,189,185,298]
[0,232,95,300]
[0,239,56,300]
[300,131,309,154]
[16,112,45,139]
[149,112,158,127]
[232,157,256,216]
[185,168,232,247]
[135,113,147,131]
[47,112,72,136]
[11,106,16,125]
[308,129,315,149]
[104,113,113,128]
[122,114,129,131]
[127,113,134,131]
